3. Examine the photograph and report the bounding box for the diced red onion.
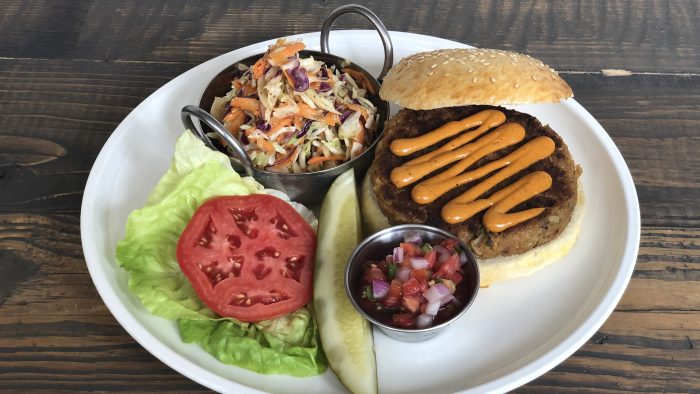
[440,294,455,306]
[372,279,390,299]
[392,247,404,263]
[317,82,331,92]
[425,301,441,316]
[410,257,429,270]
[396,267,410,282]
[433,245,450,264]
[423,283,452,304]
[290,67,309,92]
[416,314,434,329]
[459,251,468,266]
[403,231,422,244]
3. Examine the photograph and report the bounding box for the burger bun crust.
[379,48,573,110]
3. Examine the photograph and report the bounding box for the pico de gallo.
[212,38,379,173]
[356,232,471,329]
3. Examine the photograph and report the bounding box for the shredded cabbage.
[213,39,378,173]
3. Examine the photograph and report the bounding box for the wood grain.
[0,1,698,73]
[0,0,698,392]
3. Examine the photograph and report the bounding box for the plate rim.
[80,30,640,394]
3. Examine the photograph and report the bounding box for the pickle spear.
[314,169,377,394]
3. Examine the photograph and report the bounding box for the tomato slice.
[176,194,316,323]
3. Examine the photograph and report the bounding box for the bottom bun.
[359,169,585,286]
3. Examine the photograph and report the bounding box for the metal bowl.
[181,4,393,206]
[345,224,480,342]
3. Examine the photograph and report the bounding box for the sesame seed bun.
[379,48,573,110]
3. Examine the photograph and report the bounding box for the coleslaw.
[210,39,379,173]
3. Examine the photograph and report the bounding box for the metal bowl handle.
[180,105,256,177]
[320,4,393,81]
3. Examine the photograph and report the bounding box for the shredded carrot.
[342,67,375,94]
[323,112,340,126]
[281,69,296,89]
[356,126,366,145]
[293,116,304,130]
[241,83,256,97]
[307,155,345,165]
[233,80,243,90]
[268,42,306,66]
[268,117,292,136]
[222,108,246,134]
[252,58,268,80]
[252,138,275,154]
[231,97,261,116]
[346,102,370,120]
[268,146,300,169]
[297,102,323,120]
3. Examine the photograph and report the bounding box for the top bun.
[379,48,573,110]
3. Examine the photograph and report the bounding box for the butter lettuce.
[114,131,326,376]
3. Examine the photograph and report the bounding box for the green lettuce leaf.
[114,131,326,376]
[178,308,327,377]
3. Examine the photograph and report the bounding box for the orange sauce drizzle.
[389,110,556,232]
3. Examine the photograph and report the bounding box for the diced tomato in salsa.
[400,242,423,257]
[392,313,417,329]
[402,277,423,296]
[363,265,387,283]
[357,236,467,330]
[410,269,430,287]
[383,279,403,307]
[440,238,459,252]
[436,254,459,277]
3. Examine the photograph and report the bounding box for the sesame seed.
[468,68,474,73]
[551,75,556,80]
[484,62,491,66]
[490,77,496,83]
[444,73,450,77]
[428,71,434,76]
[514,82,520,88]
[430,63,437,68]
[472,77,478,83]
[531,75,538,81]
[443,60,449,64]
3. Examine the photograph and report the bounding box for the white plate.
[81,31,640,393]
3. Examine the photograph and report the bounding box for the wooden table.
[1,1,698,392]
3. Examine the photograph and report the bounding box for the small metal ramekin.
[345,224,480,342]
